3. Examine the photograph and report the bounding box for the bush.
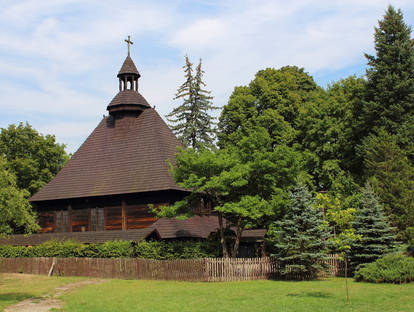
[354,253,414,283]
[406,227,414,257]
[0,239,221,259]
[134,240,221,260]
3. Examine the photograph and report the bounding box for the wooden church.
[0,38,265,254]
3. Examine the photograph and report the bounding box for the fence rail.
[0,255,343,282]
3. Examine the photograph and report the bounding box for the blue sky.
[1,0,413,153]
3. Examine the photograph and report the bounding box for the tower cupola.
[107,36,150,116]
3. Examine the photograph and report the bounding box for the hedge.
[354,253,414,283]
[0,240,221,259]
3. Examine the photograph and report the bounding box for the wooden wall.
[37,203,162,233]
[34,190,189,234]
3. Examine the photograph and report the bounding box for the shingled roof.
[151,216,267,241]
[30,108,185,202]
[108,90,150,109]
[118,55,140,77]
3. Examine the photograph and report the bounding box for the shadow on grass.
[0,292,35,303]
[287,292,333,299]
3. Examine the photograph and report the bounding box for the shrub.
[0,239,220,259]
[354,253,414,283]
[406,227,414,257]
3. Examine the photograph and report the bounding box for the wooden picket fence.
[0,255,343,282]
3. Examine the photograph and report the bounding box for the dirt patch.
[1,273,40,281]
[4,279,104,312]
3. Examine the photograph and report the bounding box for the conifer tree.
[166,56,217,149]
[349,183,396,271]
[363,5,414,135]
[271,182,329,280]
[361,129,414,233]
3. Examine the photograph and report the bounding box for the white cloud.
[171,18,226,48]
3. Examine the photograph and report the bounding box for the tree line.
[164,5,414,268]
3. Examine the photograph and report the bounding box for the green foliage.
[315,193,361,257]
[360,129,414,233]
[270,182,330,280]
[363,6,414,135]
[0,239,220,259]
[406,227,414,257]
[161,128,303,257]
[134,240,220,259]
[218,66,321,148]
[0,122,69,195]
[217,66,366,193]
[0,157,39,235]
[299,76,366,187]
[349,183,396,271]
[354,253,414,283]
[166,56,218,149]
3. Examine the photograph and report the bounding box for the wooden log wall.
[0,255,343,282]
[37,203,160,233]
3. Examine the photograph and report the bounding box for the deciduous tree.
[0,123,69,195]
[157,128,303,257]
[0,157,39,235]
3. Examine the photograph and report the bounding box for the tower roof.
[107,90,150,112]
[118,55,140,78]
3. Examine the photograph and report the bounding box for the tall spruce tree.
[271,182,329,280]
[349,183,396,271]
[166,56,217,149]
[363,5,414,135]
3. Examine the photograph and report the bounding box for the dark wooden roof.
[0,228,159,246]
[118,55,140,77]
[108,90,150,110]
[151,216,220,239]
[151,216,267,241]
[30,108,186,202]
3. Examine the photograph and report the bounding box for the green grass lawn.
[61,278,414,312]
[0,273,84,311]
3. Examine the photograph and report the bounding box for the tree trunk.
[218,213,229,258]
[231,216,243,258]
[345,255,350,304]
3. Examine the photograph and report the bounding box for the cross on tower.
[125,35,133,56]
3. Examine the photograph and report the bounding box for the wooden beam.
[68,204,72,232]
[122,200,127,230]
[94,207,98,231]
[53,211,57,233]
[88,207,91,231]
[60,210,63,233]
[104,207,107,230]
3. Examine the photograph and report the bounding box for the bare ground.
[4,279,104,312]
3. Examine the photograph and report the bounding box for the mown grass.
[61,278,414,312]
[0,273,83,311]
